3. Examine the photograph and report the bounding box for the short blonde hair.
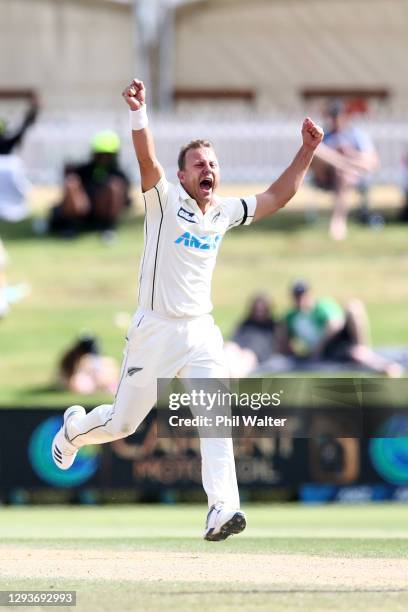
[178,139,213,170]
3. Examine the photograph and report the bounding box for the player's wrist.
[129,105,148,131]
[301,141,318,155]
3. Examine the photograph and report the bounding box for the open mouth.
[199,178,213,193]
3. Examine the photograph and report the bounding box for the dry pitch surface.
[0,505,408,611]
[2,547,408,590]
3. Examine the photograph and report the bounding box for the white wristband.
[129,105,148,131]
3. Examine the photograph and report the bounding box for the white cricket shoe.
[52,405,86,470]
[203,503,246,541]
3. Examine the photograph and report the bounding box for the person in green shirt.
[280,281,402,376]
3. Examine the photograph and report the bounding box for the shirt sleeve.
[224,195,257,230]
[351,128,375,152]
[142,173,170,213]
[314,299,344,326]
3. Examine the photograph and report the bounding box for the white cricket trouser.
[66,309,240,509]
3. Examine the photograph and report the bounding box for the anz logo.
[175,232,222,250]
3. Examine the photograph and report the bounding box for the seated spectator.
[311,100,379,240]
[0,95,39,222]
[57,334,119,395]
[280,281,403,377]
[224,294,278,377]
[49,131,130,240]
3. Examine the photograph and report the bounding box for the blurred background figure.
[224,294,278,377]
[0,237,31,319]
[280,281,403,377]
[400,151,408,222]
[0,238,8,317]
[0,93,38,222]
[311,100,379,240]
[57,334,119,395]
[48,130,130,240]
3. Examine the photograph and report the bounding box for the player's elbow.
[270,185,297,209]
[283,190,296,206]
[276,190,296,211]
[255,191,292,221]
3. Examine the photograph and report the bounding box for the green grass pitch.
[0,504,407,611]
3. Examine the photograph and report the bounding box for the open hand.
[122,79,146,111]
[302,117,324,150]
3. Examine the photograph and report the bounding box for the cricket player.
[52,79,323,541]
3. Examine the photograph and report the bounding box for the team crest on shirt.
[175,231,222,250]
[177,206,198,224]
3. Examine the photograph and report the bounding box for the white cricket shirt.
[137,175,257,318]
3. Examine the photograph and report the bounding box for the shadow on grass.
[225,206,404,235]
[0,213,146,243]
[235,210,324,233]
[8,384,110,410]
[0,218,38,242]
[18,384,66,396]
[1,207,403,242]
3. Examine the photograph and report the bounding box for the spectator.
[280,281,403,377]
[48,131,130,240]
[311,100,379,240]
[0,239,8,317]
[224,294,278,377]
[400,152,408,222]
[0,94,39,222]
[0,237,31,318]
[57,334,119,395]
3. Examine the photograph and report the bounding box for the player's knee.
[107,177,126,201]
[346,298,365,316]
[111,420,137,438]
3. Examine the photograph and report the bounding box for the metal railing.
[14,111,408,186]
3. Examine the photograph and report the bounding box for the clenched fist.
[122,79,146,111]
[302,117,324,150]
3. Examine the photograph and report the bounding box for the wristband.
[129,105,148,131]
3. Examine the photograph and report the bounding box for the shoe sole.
[204,512,246,542]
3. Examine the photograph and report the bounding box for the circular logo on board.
[369,416,408,486]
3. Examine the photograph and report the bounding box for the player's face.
[177,147,220,207]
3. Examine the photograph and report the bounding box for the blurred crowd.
[0,96,407,384]
[225,285,404,378]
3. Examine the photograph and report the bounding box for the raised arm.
[0,95,39,155]
[122,79,162,192]
[315,141,379,174]
[253,118,324,222]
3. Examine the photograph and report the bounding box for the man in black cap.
[311,100,379,240]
